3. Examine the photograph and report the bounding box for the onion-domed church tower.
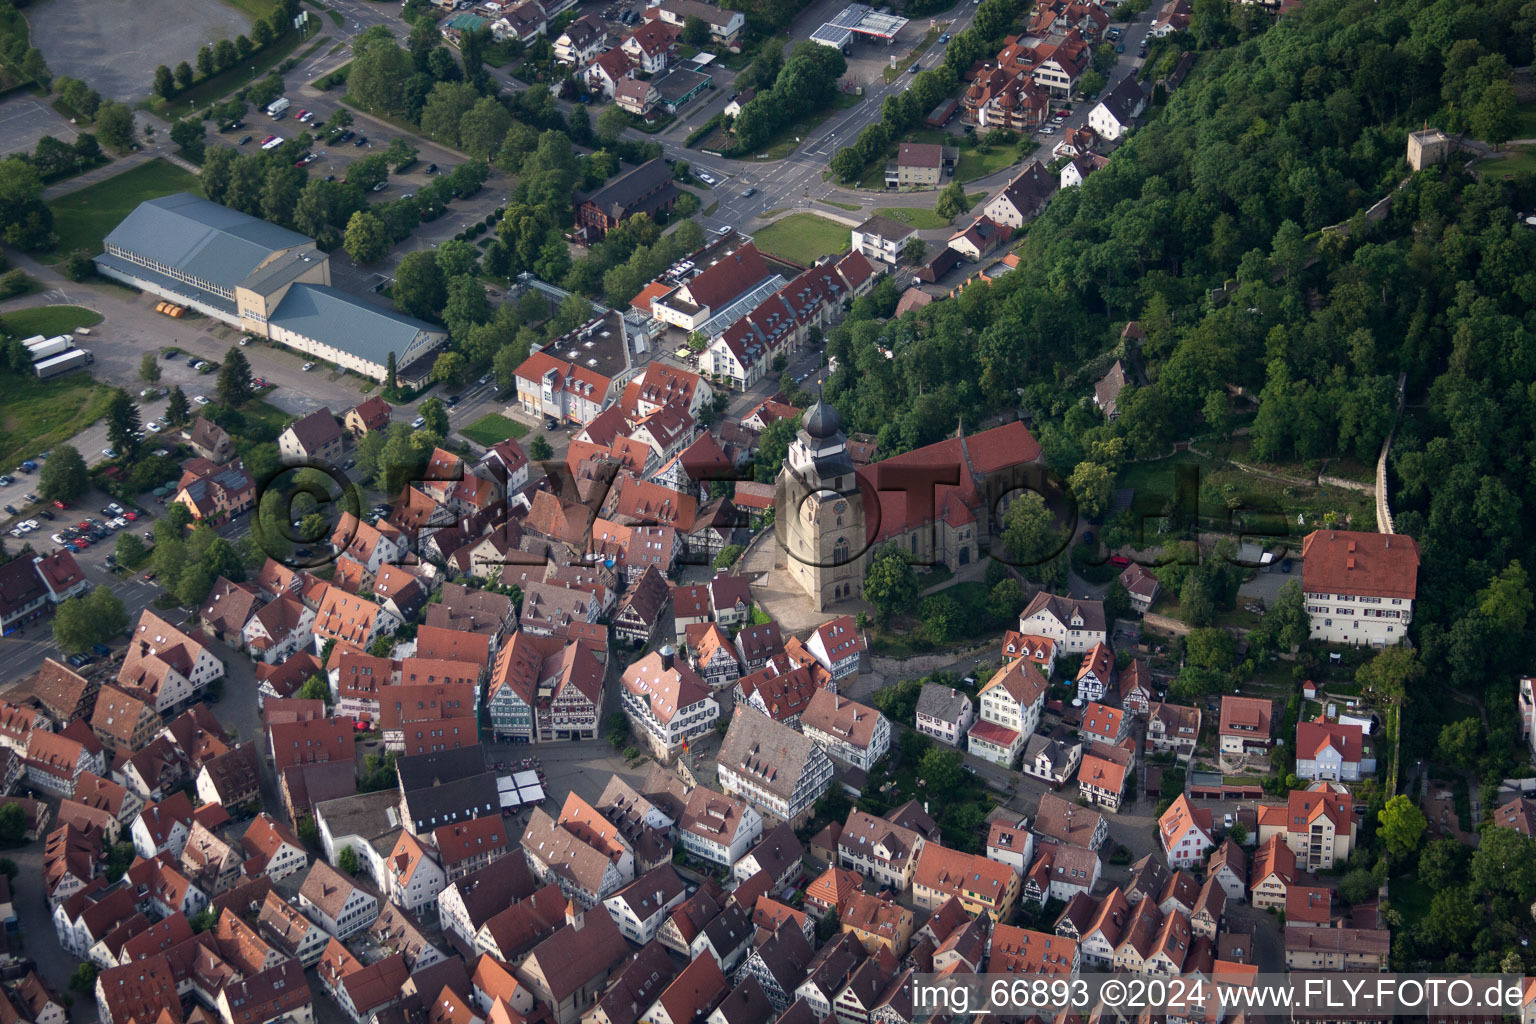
[775,398,867,612]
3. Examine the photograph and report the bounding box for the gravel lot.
[28,0,252,101]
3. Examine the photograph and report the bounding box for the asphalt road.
[639,5,1154,233]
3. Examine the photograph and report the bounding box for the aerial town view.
[0,0,1532,1018]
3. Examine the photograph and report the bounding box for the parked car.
[411,416,427,429]
[19,460,36,472]
[353,136,368,147]
[238,134,253,145]
[108,502,124,514]
[91,643,112,657]
[101,448,117,459]
[372,181,387,192]
[425,163,438,174]
[445,395,460,407]
[302,362,316,371]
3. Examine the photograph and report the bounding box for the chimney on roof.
[659,645,675,670]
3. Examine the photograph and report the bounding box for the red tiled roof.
[1296,718,1364,763]
[1300,530,1419,600]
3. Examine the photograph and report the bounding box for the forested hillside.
[824,0,1536,724]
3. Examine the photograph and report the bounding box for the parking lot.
[0,92,78,159]
[28,0,252,101]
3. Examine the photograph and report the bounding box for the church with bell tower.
[776,398,868,613]
[775,396,1046,615]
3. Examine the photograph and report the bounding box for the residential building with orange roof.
[386,831,447,912]
[1081,701,1127,747]
[805,615,867,682]
[1077,744,1130,811]
[968,659,1047,768]
[1001,631,1056,671]
[89,685,158,753]
[642,946,728,1024]
[1249,834,1295,909]
[26,729,103,798]
[312,586,395,654]
[685,623,742,690]
[800,689,889,771]
[242,594,315,665]
[1256,783,1357,870]
[1158,794,1214,869]
[913,843,1020,921]
[839,891,914,955]
[512,349,617,426]
[1145,701,1201,760]
[678,786,762,869]
[1301,529,1419,646]
[241,813,308,882]
[620,647,721,758]
[118,610,225,714]
[1074,643,1117,703]
[804,866,863,920]
[94,954,181,1024]
[1218,696,1274,756]
[989,924,1079,977]
[735,658,819,727]
[520,803,635,907]
[1295,717,1373,781]
[434,816,511,882]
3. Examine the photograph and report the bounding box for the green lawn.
[0,367,114,469]
[876,206,951,229]
[751,214,850,266]
[824,200,862,212]
[0,305,104,338]
[46,159,204,259]
[1485,143,1536,178]
[955,145,1023,182]
[460,414,528,445]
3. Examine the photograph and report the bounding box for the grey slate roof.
[242,247,326,294]
[915,683,971,724]
[268,284,443,368]
[102,193,311,291]
[854,215,916,241]
[1098,75,1146,124]
[719,712,830,804]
